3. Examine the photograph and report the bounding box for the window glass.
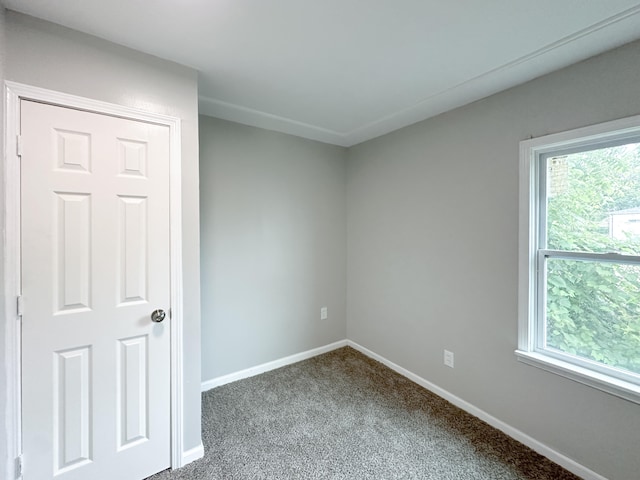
[546,143,640,255]
[545,257,640,375]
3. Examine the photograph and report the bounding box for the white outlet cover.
[444,350,454,368]
[320,307,328,320]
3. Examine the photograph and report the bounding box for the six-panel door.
[21,100,171,480]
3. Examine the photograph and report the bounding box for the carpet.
[147,347,581,480]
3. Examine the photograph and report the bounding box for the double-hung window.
[518,116,640,403]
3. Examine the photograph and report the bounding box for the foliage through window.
[519,117,640,402]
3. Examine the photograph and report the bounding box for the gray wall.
[4,12,202,452]
[347,40,640,480]
[199,115,347,380]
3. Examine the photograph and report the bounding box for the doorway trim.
[3,81,186,478]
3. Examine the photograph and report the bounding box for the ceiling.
[6,1,640,146]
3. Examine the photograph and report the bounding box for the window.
[518,116,640,403]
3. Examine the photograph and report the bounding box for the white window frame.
[517,115,640,404]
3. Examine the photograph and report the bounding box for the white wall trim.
[3,81,23,480]
[201,340,348,391]
[3,81,189,473]
[181,443,204,466]
[347,340,608,480]
[199,96,349,147]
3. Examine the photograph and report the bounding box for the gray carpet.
[147,347,581,480]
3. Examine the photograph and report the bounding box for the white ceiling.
[6,1,640,146]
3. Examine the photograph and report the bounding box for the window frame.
[517,115,640,404]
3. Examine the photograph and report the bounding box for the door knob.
[151,309,166,323]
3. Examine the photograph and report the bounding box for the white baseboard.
[347,340,607,480]
[201,340,348,392]
[199,338,606,480]
[181,443,204,466]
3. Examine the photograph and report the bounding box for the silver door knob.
[151,309,166,323]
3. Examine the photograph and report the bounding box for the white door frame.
[3,81,185,478]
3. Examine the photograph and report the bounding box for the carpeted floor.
[147,347,581,480]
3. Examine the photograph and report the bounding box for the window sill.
[515,350,640,405]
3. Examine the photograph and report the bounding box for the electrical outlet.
[444,350,454,368]
[320,306,328,320]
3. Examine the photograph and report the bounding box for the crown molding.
[198,96,350,146]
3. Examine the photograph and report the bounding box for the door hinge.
[17,295,23,317]
[15,455,23,478]
[16,135,23,157]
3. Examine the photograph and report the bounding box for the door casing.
[3,81,185,479]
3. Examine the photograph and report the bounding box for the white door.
[21,100,171,480]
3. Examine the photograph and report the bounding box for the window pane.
[546,143,640,255]
[545,257,640,375]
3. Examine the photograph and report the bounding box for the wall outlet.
[444,350,454,368]
[320,306,328,320]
